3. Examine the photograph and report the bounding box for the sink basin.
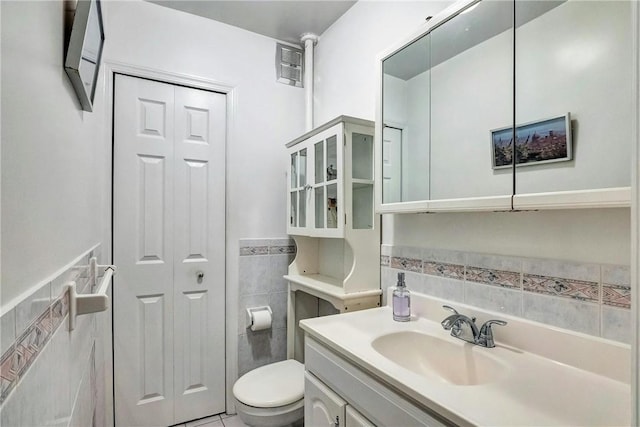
[371,331,507,386]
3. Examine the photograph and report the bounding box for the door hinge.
[345,214,347,225]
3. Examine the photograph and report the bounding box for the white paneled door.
[114,74,226,427]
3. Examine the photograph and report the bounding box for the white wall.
[1,0,107,307]
[1,1,110,425]
[314,0,453,125]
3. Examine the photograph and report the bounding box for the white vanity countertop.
[300,304,631,426]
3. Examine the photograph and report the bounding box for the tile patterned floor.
[179,413,248,427]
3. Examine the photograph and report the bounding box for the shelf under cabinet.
[284,274,381,312]
[512,187,631,210]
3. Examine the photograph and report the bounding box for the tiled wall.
[381,245,631,343]
[0,246,107,426]
[238,238,295,377]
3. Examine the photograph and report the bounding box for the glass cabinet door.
[352,132,374,229]
[289,148,309,230]
[312,135,340,231]
[290,152,298,227]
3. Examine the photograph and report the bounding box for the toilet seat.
[233,359,304,408]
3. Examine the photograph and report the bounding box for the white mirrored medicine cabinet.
[375,0,634,214]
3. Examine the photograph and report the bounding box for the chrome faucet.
[441,305,506,348]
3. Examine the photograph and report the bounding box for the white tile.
[464,282,522,317]
[49,324,72,426]
[602,264,631,288]
[418,275,465,303]
[269,254,292,293]
[269,291,289,330]
[465,252,522,272]
[602,306,631,344]
[1,308,16,355]
[380,244,392,257]
[222,415,249,427]
[522,293,600,336]
[391,245,422,260]
[186,415,223,427]
[239,256,270,296]
[15,282,51,335]
[422,247,465,265]
[522,258,599,283]
[380,267,398,306]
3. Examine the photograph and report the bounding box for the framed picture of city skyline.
[491,113,572,170]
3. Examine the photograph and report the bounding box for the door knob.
[196,271,204,284]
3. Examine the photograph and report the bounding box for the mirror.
[65,0,105,112]
[380,0,632,207]
[430,0,513,200]
[382,34,431,203]
[514,0,632,194]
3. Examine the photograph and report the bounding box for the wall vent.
[276,43,304,87]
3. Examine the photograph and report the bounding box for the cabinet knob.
[196,271,204,283]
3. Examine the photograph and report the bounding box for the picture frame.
[64,0,105,112]
[491,113,572,169]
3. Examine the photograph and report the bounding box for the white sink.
[371,330,507,386]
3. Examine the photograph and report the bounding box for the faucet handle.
[479,319,507,348]
[442,305,458,315]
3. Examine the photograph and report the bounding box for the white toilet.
[233,359,305,427]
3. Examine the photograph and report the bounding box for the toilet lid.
[233,359,304,408]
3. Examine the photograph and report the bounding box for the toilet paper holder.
[246,306,273,329]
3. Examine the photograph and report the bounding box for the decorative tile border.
[523,274,599,302]
[239,246,269,256]
[384,246,618,305]
[390,256,422,273]
[603,284,631,308]
[239,239,296,257]
[466,267,520,289]
[0,346,16,402]
[382,245,631,343]
[0,249,95,406]
[424,261,465,280]
[269,245,296,255]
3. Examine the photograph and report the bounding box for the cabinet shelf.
[285,274,382,312]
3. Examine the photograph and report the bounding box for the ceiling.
[146,0,357,45]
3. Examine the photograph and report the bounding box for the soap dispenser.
[393,272,411,322]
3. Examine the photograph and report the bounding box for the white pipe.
[301,33,318,132]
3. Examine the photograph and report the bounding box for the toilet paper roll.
[250,309,272,332]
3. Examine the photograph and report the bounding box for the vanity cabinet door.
[305,372,347,427]
[346,406,376,427]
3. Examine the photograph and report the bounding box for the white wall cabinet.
[304,336,453,427]
[288,116,376,238]
[285,116,382,361]
[376,0,633,213]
